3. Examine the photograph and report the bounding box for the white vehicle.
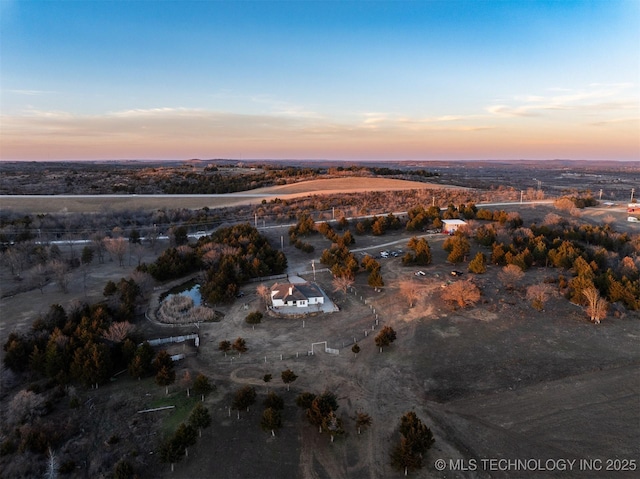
[628,217,639,223]
[380,251,389,258]
[415,271,426,276]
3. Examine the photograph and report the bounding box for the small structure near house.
[442,219,467,234]
[271,281,325,308]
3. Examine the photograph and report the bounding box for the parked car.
[415,271,426,276]
[450,270,464,276]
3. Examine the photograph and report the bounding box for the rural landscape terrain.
[0,159,638,479]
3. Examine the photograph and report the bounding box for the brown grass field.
[0,177,450,213]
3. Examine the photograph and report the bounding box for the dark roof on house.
[271,282,323,302]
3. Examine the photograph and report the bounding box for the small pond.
[160,279,202,305]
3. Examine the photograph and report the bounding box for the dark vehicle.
[451,271,464,277]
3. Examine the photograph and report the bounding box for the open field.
[0,177,448,213]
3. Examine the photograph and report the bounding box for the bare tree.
[26,263,48,293]
[8,389,47,425]
[582,287,608,324]
[49,260,70,293]
[332,275,354,299]
[256,283,271,310]
[130,270,154,298]
[102,321,135,342]
[45,447,58,479]
[526,283,554,311]
[104,237,127,267]
[91,233,106,263]
[129,243,145,266]
[618,256,638,278]
[498,264,525,291]
[399,280,421,308]
[441,280,481,308]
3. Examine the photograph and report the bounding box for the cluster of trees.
[320,242,360,279]
[288,214,317,252]
[3,299,142,387]
[140,224,287,304]
[218,337,248,355]
[361,255,384,288]
[443,232,471,264]
[352,213,403,236]
[405,205,442,232]
[390,412,435,475]
[402,237,432,266]
[1,298,166,469]
[497,219,637,310]
[450,207,639,317]
[159,403,212,472]
[296,390,344,442]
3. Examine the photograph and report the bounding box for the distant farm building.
[628,203,639,214]
[442,219,467,234]
[270,282,325,308]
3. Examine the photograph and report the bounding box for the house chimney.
[289,286,293,296]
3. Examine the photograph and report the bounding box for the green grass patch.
[150,391,199,435]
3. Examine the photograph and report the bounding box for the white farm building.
[442,219,467,234]
[270,282,325,308]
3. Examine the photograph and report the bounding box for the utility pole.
[599,189,603,200]
[632,188,636,203]
[520,190,524,203]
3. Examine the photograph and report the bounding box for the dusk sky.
[1,0,638,161]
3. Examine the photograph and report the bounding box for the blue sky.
[1,0,638,161]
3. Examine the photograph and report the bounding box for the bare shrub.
[441,280,481,308]
[526,284,554,311]
[554,197,574,211]
[102,321,136,343]
[8,390,47,425]
[498,264,525,290]
[399,280,421,308]
[543,213,564,226]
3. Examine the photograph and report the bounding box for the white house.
[442,219,467,234]
[270,282,325,308]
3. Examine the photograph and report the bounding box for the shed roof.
[442,219,467,225]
